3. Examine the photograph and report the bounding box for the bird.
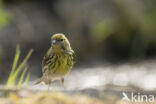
[34,33,75,89]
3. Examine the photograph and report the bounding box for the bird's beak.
[52,39,57,45]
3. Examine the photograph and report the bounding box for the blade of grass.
[11,49,33,86]
[11,45,20,75]
[6,45,20,87]
[17,67,27,89]
[24,73,30,87]
[6,48,33,88]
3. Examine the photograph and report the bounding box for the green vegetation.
[6,45,33,88]
[0,0,11,28]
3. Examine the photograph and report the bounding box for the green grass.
[6,45,33,88]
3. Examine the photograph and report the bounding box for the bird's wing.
[72,51,76,63]
[42,47,54,73]
[66,50,76,63]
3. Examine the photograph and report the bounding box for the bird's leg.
[61,78,65,88]
[48,84,50,90]
[48,80,51,91]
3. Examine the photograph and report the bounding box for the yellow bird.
[35,33,75,89]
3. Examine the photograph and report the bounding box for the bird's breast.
[51,54,73,76]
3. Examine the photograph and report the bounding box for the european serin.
[35,33,75,89]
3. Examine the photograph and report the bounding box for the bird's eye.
[60,39,63,42]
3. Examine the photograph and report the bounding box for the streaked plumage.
[35,33,75,88]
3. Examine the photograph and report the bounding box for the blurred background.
[0,0,156,90]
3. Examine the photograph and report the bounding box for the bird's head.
[51,33,71,53]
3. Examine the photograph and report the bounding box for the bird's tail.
[34,77,43,85]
